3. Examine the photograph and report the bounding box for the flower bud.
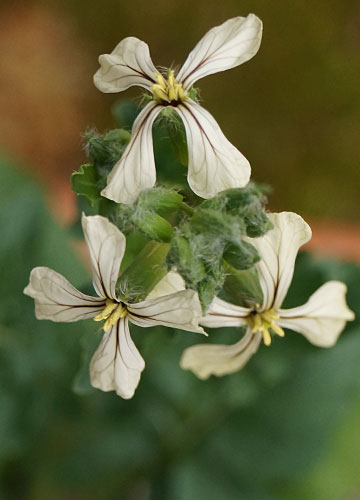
[138,188,183,216]
[223,241,259,270]
[133,212,173,243]
[117,241,170,301]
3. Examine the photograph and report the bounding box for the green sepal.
[197,277,218,313]
[161,108,188,166]
[133,212,173,243]
[187,87,198,101]
[221,263,263,307]
[168,234,206,285]
[223,241,260,271]
[117,241,170,302]
[70,163,101,207]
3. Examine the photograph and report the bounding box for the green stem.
[180,202,194,216]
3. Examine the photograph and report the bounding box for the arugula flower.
[24,215,204,398]
[94,14,262,203]
[180,212,355,379]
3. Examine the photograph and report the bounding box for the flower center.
[151,70,186,106]
[94,299,127,331]
[246,308,285,346]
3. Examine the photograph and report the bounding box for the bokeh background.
[1,0,360,498]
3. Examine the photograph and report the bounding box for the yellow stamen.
[151,70,186,105]
[94,299,117,322]
[152,84,170,102]
[246,308,285,346]
[94,300,128,331]
[103,304,127,331]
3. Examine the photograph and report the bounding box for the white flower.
[94,14,263,203]
[24,214,204,398]
[180,212,355,379]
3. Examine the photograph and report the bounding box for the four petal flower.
[24,214,204,398]
[94,14,262,203]
[180,212,355,379]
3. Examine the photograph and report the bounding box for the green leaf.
[70,163,101,206]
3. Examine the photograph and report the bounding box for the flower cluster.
[25,14,354,399]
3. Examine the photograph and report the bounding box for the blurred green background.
[1,0,360,498]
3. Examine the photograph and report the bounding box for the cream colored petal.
[146,271,185,300]
[90,317,145,399]
[24,267,105,322]
[94,37,157,93]
[101,102,162,204]
[251,212,312,311]
[180,329,261,379]
[177,14,262,90]
[128,289,205,334]
[278,281,355,347]
[200,297,251,328]
[176,100,251,199]
[81,214,126,299]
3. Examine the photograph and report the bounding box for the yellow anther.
[176,84,185,101]
[151,69,186,104]
[154,72,167,87]
[168,85,177,102]
[152,84,170,103]
[94,299,117,322]
[246,308,285,347]
[270,322,285,337]
[94,300,128,331]
[167,69,176,87]
[262,327,272,346]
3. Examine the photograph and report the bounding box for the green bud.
[197,277,218,313]
[133,211,173,242]
[104,129,131,144]
[168,234,206,285]
[190,209,246,241]
[138,188,183,216]
[223,241,260,271]
[85,129,129,177]
[117,241,170,302]
[198,184,272,238]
